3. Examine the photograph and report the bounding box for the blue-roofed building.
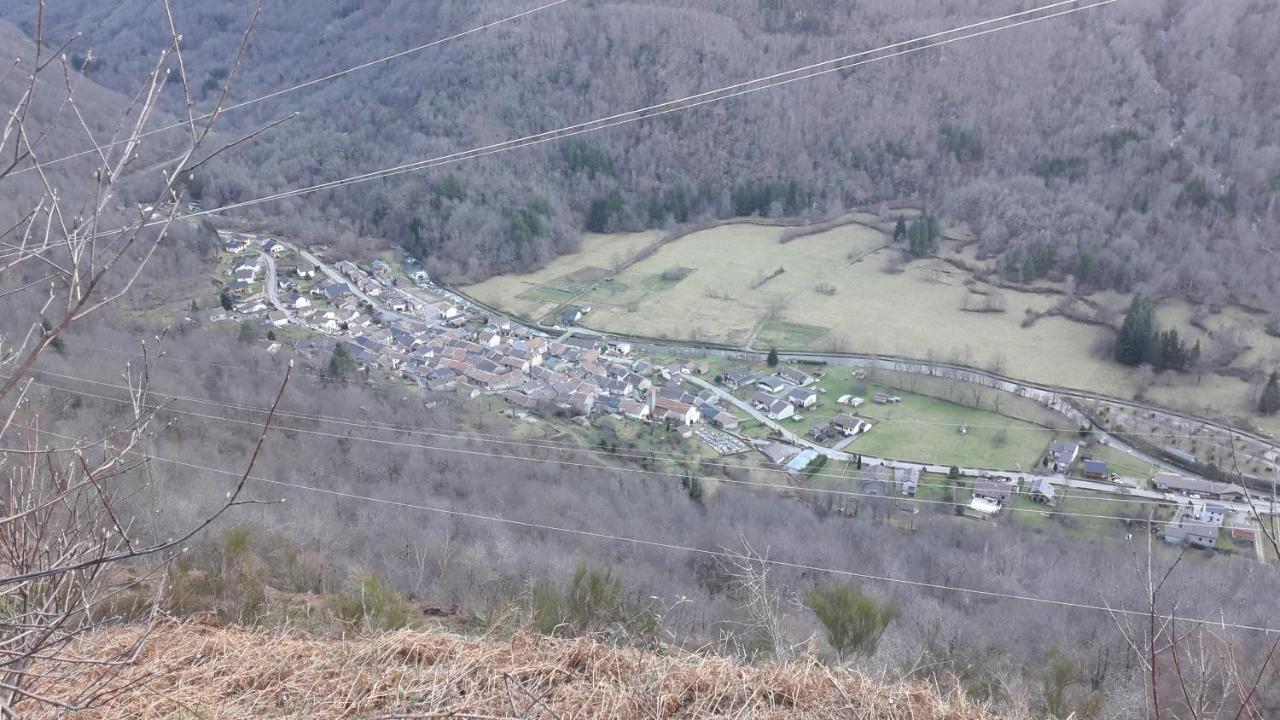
[785,448,821,475]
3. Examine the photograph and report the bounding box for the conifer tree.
[1261,371,1280,416]
[1115,294,1155,366]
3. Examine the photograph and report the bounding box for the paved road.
[258,251,291,320]
[688,376,849,460]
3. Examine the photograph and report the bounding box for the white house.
[766,399,795,421]
[787,387,818,408]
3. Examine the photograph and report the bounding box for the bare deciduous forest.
[2,0,1278,299]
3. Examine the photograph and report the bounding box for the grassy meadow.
[461,217,1280,437]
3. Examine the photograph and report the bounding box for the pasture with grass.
[460,214,1280,437]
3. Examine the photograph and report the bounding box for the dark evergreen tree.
[267,330,277,342]
[1156,328,1187,371]
[1260,371,1280,416]
[893,215,907,242]
[219,290,233,311]
[328,343,357,380]
[1114,294,1155,366]
[906,215,940,258]
[767,347,779,367]
[680,473,704,505]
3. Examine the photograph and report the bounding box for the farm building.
[1229,512,1258,547]
[1081,459,1108,480]
[1150,472,1246,501]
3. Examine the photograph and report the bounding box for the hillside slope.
[1,0,1277,303]
[0,19,180,224]
[48,622,997,719]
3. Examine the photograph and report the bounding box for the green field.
[755,320,831,349]
[767,369,1058,470]
[517,284,578,305]
[1075,443,1157,480]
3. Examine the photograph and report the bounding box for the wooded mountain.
[4,0,1278,304]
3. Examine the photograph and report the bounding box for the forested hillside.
[3,0,1278,304]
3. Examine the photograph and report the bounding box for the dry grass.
[45,620,1001,719]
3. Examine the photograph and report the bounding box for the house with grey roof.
[761,442,800,466]
[720,367,756,390]
[1045,441,1079,473]
[756,376,789,393]
[1028,477,1056,505]
[974,477,1017,505]
[1081,459,1108,479]
[787,386,818,408]
[777,366,814,387]
[1164,500,1226,548]
[895,466,920,497]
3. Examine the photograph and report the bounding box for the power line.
[0,0,573,180]
[85,0,1116,238]
[17,362,1254,516]
[20,421,1280,635]
[20,370,1275,528]
[57,341,1249,442]
[11,366,1167,502]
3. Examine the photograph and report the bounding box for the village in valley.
[212,229,1272,558]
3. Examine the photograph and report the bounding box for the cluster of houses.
[476,335,738,429]
[216,233,1273,551]
[219,232,473,348]
[861,463,921,497]
[1151,471,1258,549]
[214,233,825,455]
[728,366,821,422]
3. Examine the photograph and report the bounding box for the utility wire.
[19,422,1280,636]
[0,0,573,180]
[12,366,1196,506]
[19,370,1276,528]
[53,341,1252,442]
[81,0,1116,238]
